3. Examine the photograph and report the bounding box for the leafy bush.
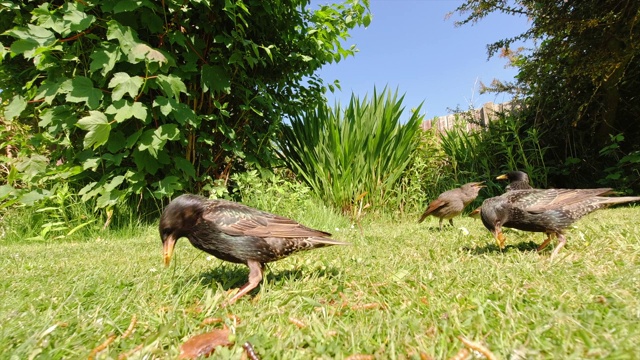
[597,134,640,193]
[0,0,370,218]
[278,87,424,216]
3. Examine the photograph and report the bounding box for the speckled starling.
[496,171,532,191]
[480,188,640,259]
[418,182,485,230]
[159,194,348,305]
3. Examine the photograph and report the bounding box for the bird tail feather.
[598,196,640,205]
[308,237,350,246]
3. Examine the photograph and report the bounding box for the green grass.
[1,206,639,359]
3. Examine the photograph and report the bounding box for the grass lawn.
[1,206,639,359]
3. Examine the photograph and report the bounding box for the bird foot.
[496,232,507,250]
[537,233,554,252]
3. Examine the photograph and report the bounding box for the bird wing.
[418,198,447,222]
[203,200,331,238]
[516,188,613,213]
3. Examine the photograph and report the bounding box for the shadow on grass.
[172,263,342,297]
[463,240,541,255]
[418,224,459,231]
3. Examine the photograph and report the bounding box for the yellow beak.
[496,174,508,181]
[163,236,176,267]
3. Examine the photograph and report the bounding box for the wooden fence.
[420,101,521,133]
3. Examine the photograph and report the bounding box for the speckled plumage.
[159,194,347,304]
[418,182,485,230]
[480,188,640,259]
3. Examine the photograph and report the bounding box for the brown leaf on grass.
[178,328,234,359]
[227,314,242,324]
[88,334,117,360]
[350,303,383,310]
[288,317,306,328]
[199,317,224,327]
[419,351,435,360]
[458,336,496,360]
[118,344,144,360]
[345,355,374,360]
[448,348,470,360]
[121,315,137,339]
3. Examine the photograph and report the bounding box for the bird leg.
[549,234,567,261]
[448,219,454,227]
[492,225,506,249]
[537,233,554,252]
[497,231,506,249]
[225,260,264,306]
[438,218,444,231]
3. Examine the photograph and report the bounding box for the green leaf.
[38,105,75,132]
[108,72,144,101]
[61,76,103,109]
[110,0,157,14]
[152,176,183,199]
[131,43,167,63]
[82,157,101,171]
[106,100,148,123]
[201,64,231,94]
[0,184,15,200]
[62,3,95,34]
[33,80,62,104]
[4,95,27,120]
[19,190,49,206]
[96,189,122,208]
[77,111,111,149]
[4,24,56,50]
[15,154,49,180]
[155,74,187,99]
[90,44,120,76]
[125,129,143,148]
[137,124,180,158]
[104,175,125,191]
[174,156,196,178]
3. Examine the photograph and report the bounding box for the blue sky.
[315,0,531,118]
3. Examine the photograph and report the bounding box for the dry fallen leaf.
[178,328,233,359]
[88,334,116,360]
[350,303,382,310]
[448,347,470,360]
[199,317,224,327]
[288,317,306,328]
[345,355,374,360]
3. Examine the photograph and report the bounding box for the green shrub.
[0,0,370,216]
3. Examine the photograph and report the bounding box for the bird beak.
[496,174,508,181]
[475,181,486,188]
[163,236,176,267]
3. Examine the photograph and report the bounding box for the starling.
[418,182,485,230]
[159,194,348,305]
[480,188,640,259]
[496,171,532,191]
[469,171,533,218]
